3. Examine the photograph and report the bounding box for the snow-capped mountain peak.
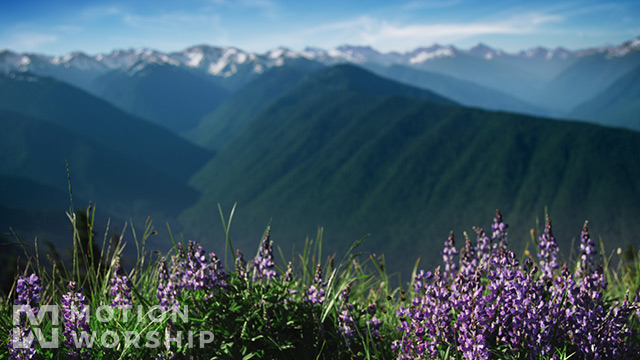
[49,52,105,71]
[326,46,371,63]
[468,43,502,59]
[2,37,640,85]
[548,47,571,60]
[409,45,455,64]
[517,46,574,61]
[0,50,32,72]
[98,48,168,69]
[184,47,205,68]
[607,37,640,57]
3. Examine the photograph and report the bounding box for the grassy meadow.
[1,205,639,359]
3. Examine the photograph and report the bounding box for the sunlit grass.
[1,205,638,359]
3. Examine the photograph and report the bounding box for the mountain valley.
[1,38,640,275]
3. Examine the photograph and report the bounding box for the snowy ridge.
[1,37,639,79]
[409,45,455,64]
[606,38,640,57]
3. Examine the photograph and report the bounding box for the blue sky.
[1,0,639,55]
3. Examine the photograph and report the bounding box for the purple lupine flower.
[8,273,42,360]
[336,284,356,345]
[154,355,176,360]
[338,309,356,342]
[167,245,187,290]
[156,260,181,311]
[577,221,598,277]
[181,241,228,291]
[494,252,542,354]
[396,267,457,358]
[365,303,383,340]
[61,282,91,359]
[14,274,42,308]
[156,281,180,311]
[413,269,432,294]
[252,229,277,280]
[8,327,37,360]
[452,270,490,360]
[459,233,477,278]
[166,241,229,296]
[306,264,326,305]
[208,251,228,288]
[283,261,293,282]
[474,227,492,270]
[635,285,640,317]
[235,250,248,280]
[491,209,508,251]
[565,263,614,359]
[441,231,458,281]
[183,241,209,290]
[599,291,636,358]
[367,317,383,339]
[393,213,640,360]
[536,265,573,356]
[109,260,133,308]
[537,216,559,282]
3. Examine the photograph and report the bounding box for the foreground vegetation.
[1,206,639,359]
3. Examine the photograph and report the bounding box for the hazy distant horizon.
[3,36,640,59]
[1,0,639,56]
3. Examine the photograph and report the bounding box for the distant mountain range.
[568,63,640,129]
[2,37,640,130]
[182,65,640,274]
[1,39,640,276]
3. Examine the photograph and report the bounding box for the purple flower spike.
[252,228,277,280]
[61,282,91,359]
[491,209,509,251]
[283,261,293,282]
[9,273,42,360]
[413,269,433,294]
[235,250,248,280]
[365,303,383,340]
[442,231,458,281]
[460,233,477,278]
[156,260,181,311]
[394,212,640,360]
[306,264,326,305]
[8,327,37,360]
[181,241,229,291]
[183,241,208,290]
[15,274,42,307]
[474,227,492,270]
[367,316,383,339]
[109,260,133,309]
[537,216,559,282]
[208,251,228,288]
[578,221,598,276]
[336,284,356,345]
[163,241,228,298]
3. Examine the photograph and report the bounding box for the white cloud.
[278,11,565,52]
